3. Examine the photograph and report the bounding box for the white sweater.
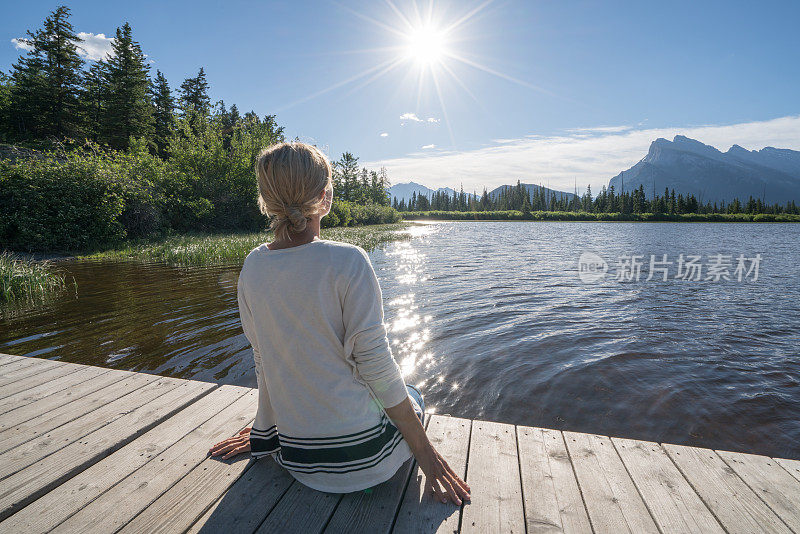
[237,238,413,493]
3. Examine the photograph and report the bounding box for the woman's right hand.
[415,442,471,505]
[384,397,471,505]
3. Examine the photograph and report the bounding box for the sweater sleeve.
[237,269,276,437]
[341,248,409,410]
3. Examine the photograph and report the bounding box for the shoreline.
[401,211,800,223]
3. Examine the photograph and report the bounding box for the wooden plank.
[0,372,165,462]
[0,379,215,521]
[45,387,253,534]
[0,358,67,390]
[0,356,41,375]
[612,437,724,533]
[776,458,800,484]
[0,354,27,367]
[253,481,342,534]
[717,449,800,532]
[0,371,146,449]
[0,355,61,375]
[116,392,259,534]
[0,362,85,401]
[460,420,525,534]
[664,444,792,534]
[0,365,118,416]
[0,385,249,533]
[564,431,658,534]
[187,458,294,534]
[517,426,592,534]
[394,415,471,534]
[325,457,415,533]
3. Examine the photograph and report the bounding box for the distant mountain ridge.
[389,136,800,206]
[386,181,463,203]
[388,181,575,203]
[609,135,800,203]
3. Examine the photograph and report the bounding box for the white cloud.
[421,144,436,149]
[380,132,389,137]
[365,115,800,194]
[75,32,115,61]
[400,112,440,125]
[566,125,632,134]
[11,38,33,51]
[12,32,115,62]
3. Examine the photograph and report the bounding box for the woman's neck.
[268,216,322,250]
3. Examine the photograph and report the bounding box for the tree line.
[0,6,279,155]
[396,180,800,215]
[0,6,393,208]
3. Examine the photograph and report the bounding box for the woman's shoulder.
[318,239,368,258]
[241,243,270,265]
[241,239,368,266]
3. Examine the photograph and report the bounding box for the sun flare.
[279,0,553,147]
[405,25,446,66]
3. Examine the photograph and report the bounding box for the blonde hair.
[255,142,333,242]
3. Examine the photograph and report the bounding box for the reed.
[78,223,411,266]
[0,252,68,304]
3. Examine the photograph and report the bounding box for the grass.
[0,252,69,305]
[77,223,412,266]
[400,210,800,222]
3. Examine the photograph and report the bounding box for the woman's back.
[238,238,414,492]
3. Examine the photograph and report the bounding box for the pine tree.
[179,67,211,117]
[0,72,12,141]
[9,6,85,140]
[150,69,175,157]
[333,152,359,201]
[582,185,592,212]
[81,62,108,142]
[101,22,154,149]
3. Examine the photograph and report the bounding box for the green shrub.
[0,115,402,253]
[0,156,126,252]
[322,201,400,229]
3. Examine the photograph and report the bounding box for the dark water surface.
[2,222,799,458]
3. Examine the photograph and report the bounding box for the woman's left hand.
[209,427,252,459]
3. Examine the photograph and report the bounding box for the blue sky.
[3,0,800,192]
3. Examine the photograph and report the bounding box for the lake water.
[2,221,799,458]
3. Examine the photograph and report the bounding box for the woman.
[209,142,470,505]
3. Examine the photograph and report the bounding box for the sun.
[278,0,555,147]
[405,25,446,66]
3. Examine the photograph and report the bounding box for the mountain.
[388,181,575,203]
[387,181,466,203]
[608,135,800,204]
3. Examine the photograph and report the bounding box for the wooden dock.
[0,353,798,533]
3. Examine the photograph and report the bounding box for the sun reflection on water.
[383,224,447,412]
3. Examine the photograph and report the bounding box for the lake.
[2,221,799,458]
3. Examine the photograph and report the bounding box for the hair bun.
[287,206,308,233]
